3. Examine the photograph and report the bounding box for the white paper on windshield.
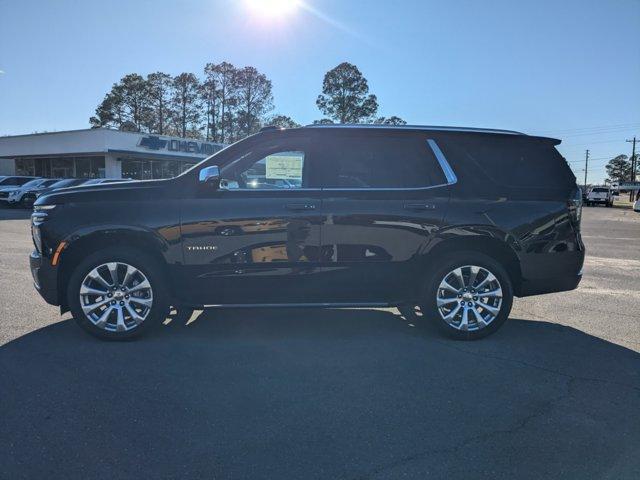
[265,154,303,180]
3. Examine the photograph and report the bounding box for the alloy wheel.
[79,262,153,332]
[436,265,503,332]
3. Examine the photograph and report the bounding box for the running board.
[199,302,393,309]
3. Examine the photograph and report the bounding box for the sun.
[244,0,301,18]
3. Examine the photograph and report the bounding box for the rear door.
[314,130,453,304]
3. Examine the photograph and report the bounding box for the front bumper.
[30,250,60,306]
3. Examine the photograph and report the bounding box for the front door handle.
[404,203,436,211]
[285,203,317,211]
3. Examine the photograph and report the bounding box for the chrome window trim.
[218,187,322,193]
[427,138,458,185]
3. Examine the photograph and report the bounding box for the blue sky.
[1,0,639,182]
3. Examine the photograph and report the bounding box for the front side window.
[222,148,307,190]
[316,134,446,189]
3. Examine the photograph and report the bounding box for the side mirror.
[199,165,220,186]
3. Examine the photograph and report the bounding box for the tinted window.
[592,188,609,193]
[40,180,60,188]
[20,179,45,188]
[444,135,575,190]
[49,179,76,189]
[0,177,32,186]
[317,134,446,188]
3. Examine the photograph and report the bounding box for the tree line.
[90,62,406,143]
[605,154,638,184]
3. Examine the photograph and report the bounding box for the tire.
[21,195,36,209]
[67,247,169,340]
[420,251,513,340]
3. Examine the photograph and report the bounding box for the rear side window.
[316,133,446,189]
[444,135,575,191]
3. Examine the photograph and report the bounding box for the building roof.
[0,128,224,159]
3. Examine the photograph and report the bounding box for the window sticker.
[265,153,304,180]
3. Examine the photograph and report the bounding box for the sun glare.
[245,0,300,18]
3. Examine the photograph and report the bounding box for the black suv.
[30,125,584,340]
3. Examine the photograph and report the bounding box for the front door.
[315,131,452,304]
[178,136,324,305]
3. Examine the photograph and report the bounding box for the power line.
[561,139,633,148]
[533,123,640,135]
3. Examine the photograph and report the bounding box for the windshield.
[48,179,76,189]
[41,179,60,188]
[20,179,45,189]
[592,188,609,193]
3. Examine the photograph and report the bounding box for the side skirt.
[197,302,395,310]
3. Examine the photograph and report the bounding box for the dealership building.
[0,128,224,180]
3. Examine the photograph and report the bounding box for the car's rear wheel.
[420,252,513,340]
[67,247,169,340]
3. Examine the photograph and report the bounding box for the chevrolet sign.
[138,136,222,156]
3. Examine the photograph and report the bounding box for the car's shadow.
[1,308,639,479]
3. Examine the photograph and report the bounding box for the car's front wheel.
[421,252,513,340]
[67,247,169,340]
[21,195,36,209]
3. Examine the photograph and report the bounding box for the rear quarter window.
[438,134,576,196]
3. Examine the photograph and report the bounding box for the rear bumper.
[515,248,585,297]
[517,272,583,297]
[30,250,60,306]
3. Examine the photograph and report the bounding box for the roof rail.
[302,124,524,135]
[259,125,284,133]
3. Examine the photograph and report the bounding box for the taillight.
[568,188,582,229]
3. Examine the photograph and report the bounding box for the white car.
[6,178,60,207]
[585,187,613,207]
[634,198,640,212]
[0,176,40,204]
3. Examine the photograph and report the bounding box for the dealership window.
[51,157,74,177]
[74,156,105,179]
[15,158,35,176]
[121,158,189,180]
[15,156,104,178]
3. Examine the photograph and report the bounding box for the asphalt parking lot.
[1,205,639,479]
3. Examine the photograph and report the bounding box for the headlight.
[33,204,56,212]
[32,223,42,253]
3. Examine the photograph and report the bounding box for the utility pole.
[626,137,637,202]
[583,149,589,190]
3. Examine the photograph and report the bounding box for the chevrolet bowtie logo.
[138,136,168,150]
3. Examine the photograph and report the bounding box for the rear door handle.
[285,203,317,211]
[404,203,436,211]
